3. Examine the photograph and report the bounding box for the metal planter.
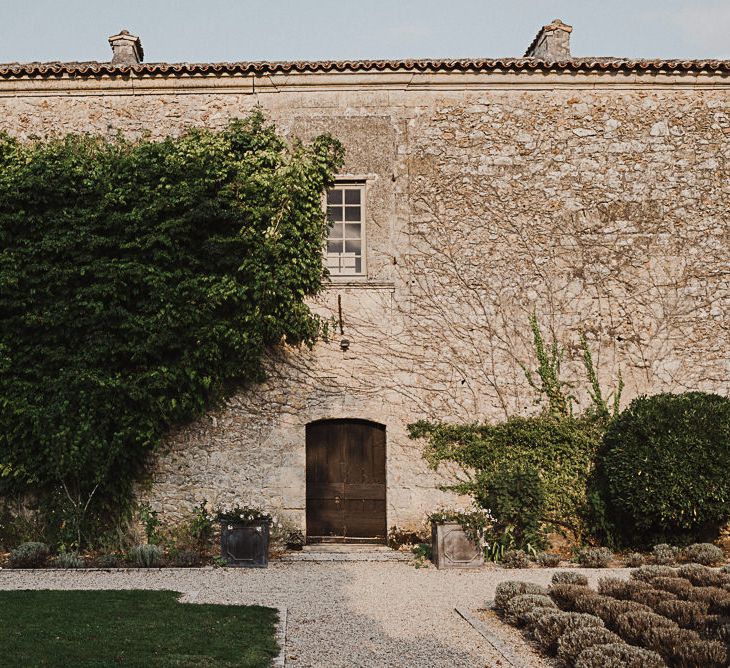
[431,521,484,569]
[220,521,270,568]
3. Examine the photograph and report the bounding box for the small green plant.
[411,543,432,569]
[501,549,530,569]
[683,543,724,566]
[188,501,215,548]
[129,544,163,568]
[651,543,679,565]
[552,571,589,586]
[577,547,613,568]
[96,553,121,568]
[172,549,202,568]
[212,555,228,568]
[536,551,561,567]
[138,503,161,545]
[625,552,645,567]
[53,552,85,569]
[9,542,49,568]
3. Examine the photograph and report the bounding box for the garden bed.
[494,565,730,667]
[0,589,279,667]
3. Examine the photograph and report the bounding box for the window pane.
[329,222,343,238]
[355,258,362,274]
[327,240,343,253]
[345,206,360,221]
[327,206,342,222]
[345,189,361,205]
[345,223,361,239]
[345,240,361,254]
[327,190,342,205]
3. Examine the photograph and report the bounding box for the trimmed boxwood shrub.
[557,626,622,666]
[504,594,556,625]
[575,643,665,668]
[532,610,604,653]
[597,576,651,600]
[614,610,678,644]
[549,584,596,610]
[677,563,727,588]
[631,565,678,582]
[596,392,730,546]
[494,581,547,612]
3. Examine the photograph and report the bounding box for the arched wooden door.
[306,419,386,543]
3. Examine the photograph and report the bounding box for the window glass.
[325,185,365,276]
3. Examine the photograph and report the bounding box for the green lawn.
[0,590,279,667]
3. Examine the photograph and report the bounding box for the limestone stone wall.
[1,70,728,532]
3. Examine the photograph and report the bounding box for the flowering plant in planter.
[215,502,280,526]
[426,504,494,545]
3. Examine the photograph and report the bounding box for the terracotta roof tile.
[0,58,729,78]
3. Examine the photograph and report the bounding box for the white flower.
[227,524,233,530]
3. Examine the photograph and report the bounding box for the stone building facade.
[1,21,728,538]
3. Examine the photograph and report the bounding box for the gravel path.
[0,564,630,668]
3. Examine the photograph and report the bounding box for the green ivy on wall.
[0,112,343,546]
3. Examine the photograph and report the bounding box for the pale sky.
[1,0,729,64]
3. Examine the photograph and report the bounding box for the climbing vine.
[0,112,343,546]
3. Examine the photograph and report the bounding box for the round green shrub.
[552,570,589,586]
[683,543,724,566]
[9,541,49,568]
[557,626,622,666]
[500,549,530,569]
[575,642,665,668]
[597,392,730,545]
[494,580,547,612]
[577,547,613,568]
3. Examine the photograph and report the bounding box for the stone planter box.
[431,521,484,570]
[220,520,270,568]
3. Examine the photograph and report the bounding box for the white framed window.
[326,183,365,277]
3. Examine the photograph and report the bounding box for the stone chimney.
[525,19,572,60]
[108,30,144,65]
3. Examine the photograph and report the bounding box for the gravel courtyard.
[0,563,630,668]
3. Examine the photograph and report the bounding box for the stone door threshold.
[277,545,411,562]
